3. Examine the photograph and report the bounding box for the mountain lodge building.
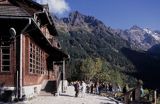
[0,0,69,100]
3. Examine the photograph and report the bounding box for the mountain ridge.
[53,11,160,89]
[53,11,160,51]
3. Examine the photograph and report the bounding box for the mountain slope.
[53,11,160,89]
[55,11,132,67]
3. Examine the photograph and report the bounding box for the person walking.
[81,81,86,97]
[95,82,99,95]
[109,83,113,93]
[74,81,80,97]
[90,84,94,94]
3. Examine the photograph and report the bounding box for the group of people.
[72,80,145,102]
[73,81,86,97]
[86,82,122,95]
[72,81,122,97]
[93,82,122,95]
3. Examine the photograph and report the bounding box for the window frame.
[0,44,11,72]
[29,41,46,75]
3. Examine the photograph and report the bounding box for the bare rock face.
[53,11,160,51]
[117,25,160,51]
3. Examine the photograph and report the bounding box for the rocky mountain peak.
[69,11,83,19]
[117,25,160,51]
[53,11,160,51]
[53,11,108,33]
[130,25,142,30]
[68,11,86,27]
[67,11,105,28]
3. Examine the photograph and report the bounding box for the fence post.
[124,92,129,104]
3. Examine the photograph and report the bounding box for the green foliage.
[93,69,111,82]
[94,58,103,73]
[95,62,125,85]
[79,57,103,81]
[78,57,125,85]
[57,28,136,85]
[109,70,124,85]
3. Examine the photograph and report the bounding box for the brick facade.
[0,40,16,86]
[0,32,58,87]
[22,34,58,86]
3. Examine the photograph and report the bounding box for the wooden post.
[62,60,65,93]
[124,92,129,104]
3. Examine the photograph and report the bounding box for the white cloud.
[35,0,70,15]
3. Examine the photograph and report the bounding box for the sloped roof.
[15,0,43,15]
[0,5,30,17]
[0,0,43,16]
[0,0,11,4]
[0,0,58,36]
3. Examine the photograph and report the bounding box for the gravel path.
[27,86,123,104]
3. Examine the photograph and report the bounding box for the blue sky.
[65,0,160,30]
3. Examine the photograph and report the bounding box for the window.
[29,42,46,74]
[1,42,10,72]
